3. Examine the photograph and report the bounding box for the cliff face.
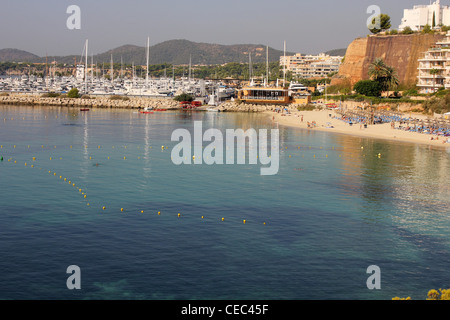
[332,34,445,88]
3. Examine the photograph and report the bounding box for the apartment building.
[417,31,450,93]
[280,53,342,79]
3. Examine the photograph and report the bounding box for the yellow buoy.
[102,206,106,210]
[84,195,87,198]
[222,217,225,222]
[141,210,144,213]
[243,220,246,224]
[121,208,124,212]
[158,211,161,215]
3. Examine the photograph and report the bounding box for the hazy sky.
[0,0,439,57]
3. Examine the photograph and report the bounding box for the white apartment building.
[399,0,450,31]
[417,31,450,93]
[280,53,342,79]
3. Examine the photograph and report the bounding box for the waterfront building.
[399,0,450,31]
[417,31,450,93]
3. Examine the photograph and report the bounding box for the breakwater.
[0,94,300,113]
[0,94,180,109]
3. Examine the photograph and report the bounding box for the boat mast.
[110,54,114,84]
[146,37,150,88]
[121,56,123,79]
[85,39,88,94]
[266,45,269,87]
[283,40,286,88]
[91,54,94,86]
[188,54,192,83]
[249,50,252,84]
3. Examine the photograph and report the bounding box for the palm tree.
[368,58,399,95]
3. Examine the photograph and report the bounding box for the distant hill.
[0,49,40,62]
[325,48,347,56]
[0,40,294,65]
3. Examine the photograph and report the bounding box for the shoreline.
[267,110,450,149]
[1,94,449,149]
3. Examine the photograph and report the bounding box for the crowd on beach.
[335,109,450,144]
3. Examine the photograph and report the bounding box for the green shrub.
[67,88,79,98]
[109,95,129,101]
[41,92,60,98]
[353,80,382,97]
[174,92,194,102]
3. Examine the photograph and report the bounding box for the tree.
[67,88,79,98]
[368,58,399,93]
[353,80,382,97]
[174,92,194,102]
[422,24,433,34]
[369,14,392,34]
[401,26,414,34]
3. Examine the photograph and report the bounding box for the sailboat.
[80,39,90,111]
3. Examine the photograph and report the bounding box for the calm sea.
[0,105,449,300]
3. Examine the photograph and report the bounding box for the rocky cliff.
[332,33,445,88]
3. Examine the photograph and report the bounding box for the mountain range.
[0,39,346,65]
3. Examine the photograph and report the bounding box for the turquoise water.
[0,105,449,300]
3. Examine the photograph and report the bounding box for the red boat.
[80,108,90,112]
[140,111,154,114]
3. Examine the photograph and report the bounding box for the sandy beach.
[269,109,450,149]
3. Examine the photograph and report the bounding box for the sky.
[0,0,440,57]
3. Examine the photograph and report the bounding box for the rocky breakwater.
[0,94,180,109]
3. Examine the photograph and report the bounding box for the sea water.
[0,105,449,300]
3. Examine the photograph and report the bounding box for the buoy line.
[2,148,269,226]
